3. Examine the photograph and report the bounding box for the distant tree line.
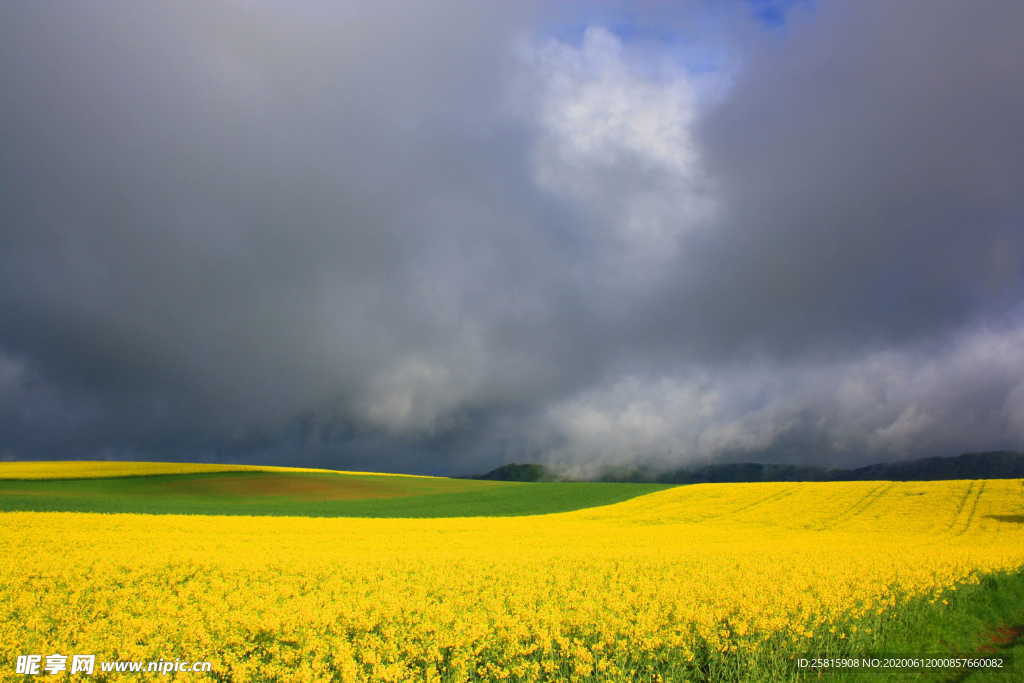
[472,451,1024,484]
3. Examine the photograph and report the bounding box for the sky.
[1,1,1022,475]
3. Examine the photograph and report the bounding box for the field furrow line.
[956,480,987,536]
[850,482,895,517]
[946,480,977,532]
[728,487,796,516]
[835,482,895,526]
[813,483,891,530]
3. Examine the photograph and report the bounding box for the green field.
[0,469,671,517]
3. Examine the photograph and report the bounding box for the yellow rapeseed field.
[0,460,435,480]
[3,479,1023,680]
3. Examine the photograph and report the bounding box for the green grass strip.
[0,472,672,518]
[688,568,1024,682]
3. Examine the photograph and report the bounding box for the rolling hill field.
[2,462,1023,680]
[0,462,669,517]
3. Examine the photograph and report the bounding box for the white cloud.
[355,328,486,436]
[515,27,717,277]
[541,320,1024,468]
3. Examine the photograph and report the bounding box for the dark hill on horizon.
[470,462,561,482]
[472,451,1024,484]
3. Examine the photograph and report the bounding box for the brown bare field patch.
[977,624,1024,654]
[152,472,492,501]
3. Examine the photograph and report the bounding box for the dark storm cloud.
[0,2,573,448]
[538,1,1024,469]
[1,1,1022,473]
[678,0,1024,358]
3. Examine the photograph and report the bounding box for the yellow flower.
[1,477,1021,680]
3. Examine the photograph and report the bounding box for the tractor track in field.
[680,487,798,524]
[728,487,797,516]
[813,482,895,530]
[947,481,977,532]
[955,480,987,536]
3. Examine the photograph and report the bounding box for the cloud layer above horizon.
[2,1,1022,474]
